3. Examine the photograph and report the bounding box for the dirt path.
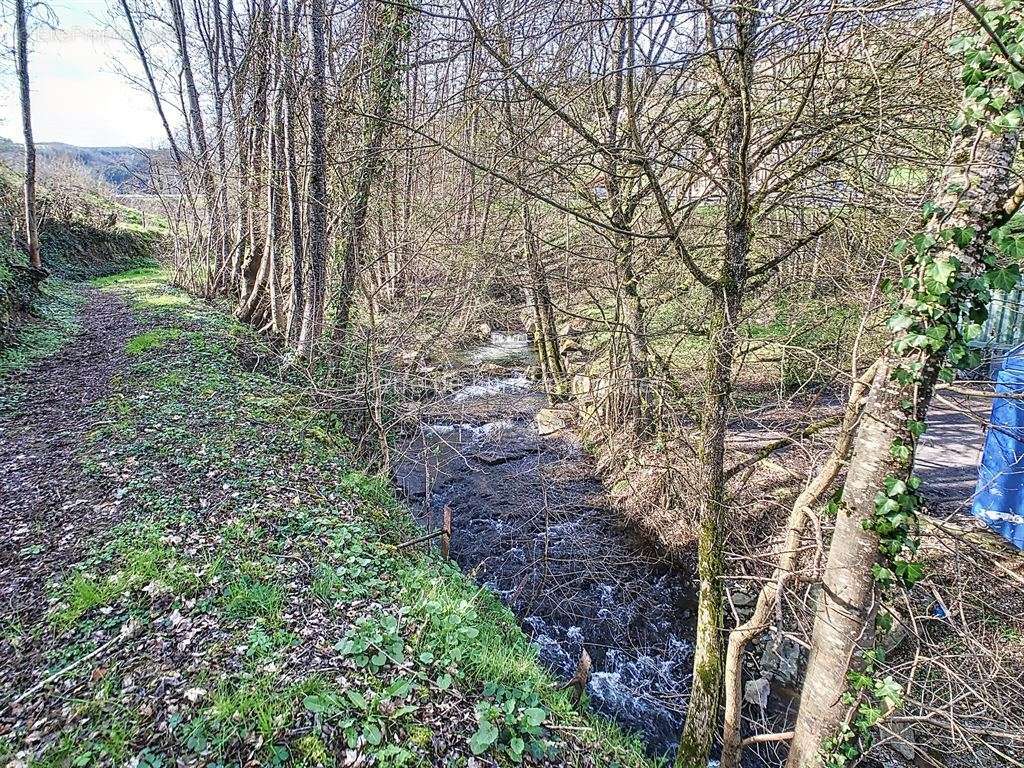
[915,394,988,514]
[0,288,136,639]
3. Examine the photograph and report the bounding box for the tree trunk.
[332,2,407,340]
[522,201,567,398]
[603,1,652,435]
[15,0,39,270]
[284,80,305,345]
[237,73,281,327]
[718,364,877,768]
[786,86,1021,768]
[675,296,736,768]
[170,0,221,294]
[613,227,653,432]
[677,8,758,765]
[297,0,329,357]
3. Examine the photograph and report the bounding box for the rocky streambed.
[394,332,698,756]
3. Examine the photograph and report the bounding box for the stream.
[394,332,698,757]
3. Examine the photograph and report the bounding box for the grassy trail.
[0,269,654,768]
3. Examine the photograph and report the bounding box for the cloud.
[0,23,168,148]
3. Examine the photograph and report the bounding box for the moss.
[40,221,159,281]
[295,733,330,765]
[407,725,433,747]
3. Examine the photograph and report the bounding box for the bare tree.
[296,0,328,358]
[332,1,409,340]
[14,0,40,270]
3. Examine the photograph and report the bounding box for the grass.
[222,572,284,624]
[53,522,204,627]
[197,675,299,753]
[91,266,167,290]
[125,327,182,355]
[22,268,657,768]
[56,571,122,627]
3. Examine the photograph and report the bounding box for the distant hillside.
[0,138,168,193]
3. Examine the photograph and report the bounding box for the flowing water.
[394,332,698,757]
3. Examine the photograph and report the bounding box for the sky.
[0,0,167,148]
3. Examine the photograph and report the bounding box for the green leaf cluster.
[468,681,552,762]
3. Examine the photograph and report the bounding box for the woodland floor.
[0,270,652,768]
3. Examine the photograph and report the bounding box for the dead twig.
[5,621,138,711]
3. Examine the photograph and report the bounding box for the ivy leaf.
[872,564,894,584]
[926,258,957,287]
[874,676,904,707]
[887,313,915,332]
[883,475,903,494]
[876,612,893,633]
[988,265,1020,292]
[961,322,983,343]
[953,227,976,247]
[913,232,938,254]
[857,703,884,728]
[890,442,912,462]
[896,560,925,586]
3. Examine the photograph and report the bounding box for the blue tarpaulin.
[972,355,1024,549]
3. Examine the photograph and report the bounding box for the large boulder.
[536,407,571,436]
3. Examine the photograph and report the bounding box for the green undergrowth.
[10,267,655,768]
[0,278,83,379]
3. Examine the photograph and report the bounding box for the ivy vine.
[823,3,1024,765]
